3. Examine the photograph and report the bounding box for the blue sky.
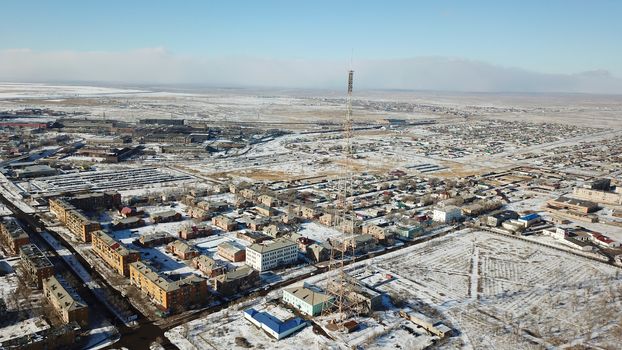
[1,1,621,91]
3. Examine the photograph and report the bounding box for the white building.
[542,227,568,240]
[432,205,462,224]
[246,238,298,272]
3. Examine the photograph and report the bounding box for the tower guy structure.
[322,70,368,326]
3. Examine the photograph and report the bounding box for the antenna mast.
[323,69,362,327]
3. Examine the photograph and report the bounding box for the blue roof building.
[244,308,307,340]
[519,213,540,221]
[518,213,541,228]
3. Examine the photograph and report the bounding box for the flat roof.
[247,238,297,254]
[130,261,205,292]
[20,244,53,268]
[551,196,597,208]
[283,286,332,305]
[1,217,29,240]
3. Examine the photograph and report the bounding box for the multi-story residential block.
[69,191,121,211]
[0,217,30,255]
[340,219,362,234]
[129,261,208,313]
[65,209,100,242]
[19,243,54,288]
[42,275,89,327]
[49,198,100,242]
[245,238,298,272]
[49,198,72,223]
[91,230,140,276]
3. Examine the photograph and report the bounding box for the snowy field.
[165,291,438,350]
[370,230,622,349]
[298,221,347,242]
[166,299,321,350]
[0,83,147,99]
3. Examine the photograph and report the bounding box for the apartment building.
[19,243,54,288]
[49,198,72,223]
[49,198,100,242]
[91,231,140,276]
[129,261,208,312]
[66,209,100,242]
[245,238,298,272]
[42,276,89,327]
[0,217,30,255]
[69,191,121,211]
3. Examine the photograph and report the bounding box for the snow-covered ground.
[370,229,622,349]
[0,83,148,99]
[298,221,347,242]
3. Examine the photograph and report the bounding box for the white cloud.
[1,48,621,94]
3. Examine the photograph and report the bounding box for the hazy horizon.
[2,1,621,94]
